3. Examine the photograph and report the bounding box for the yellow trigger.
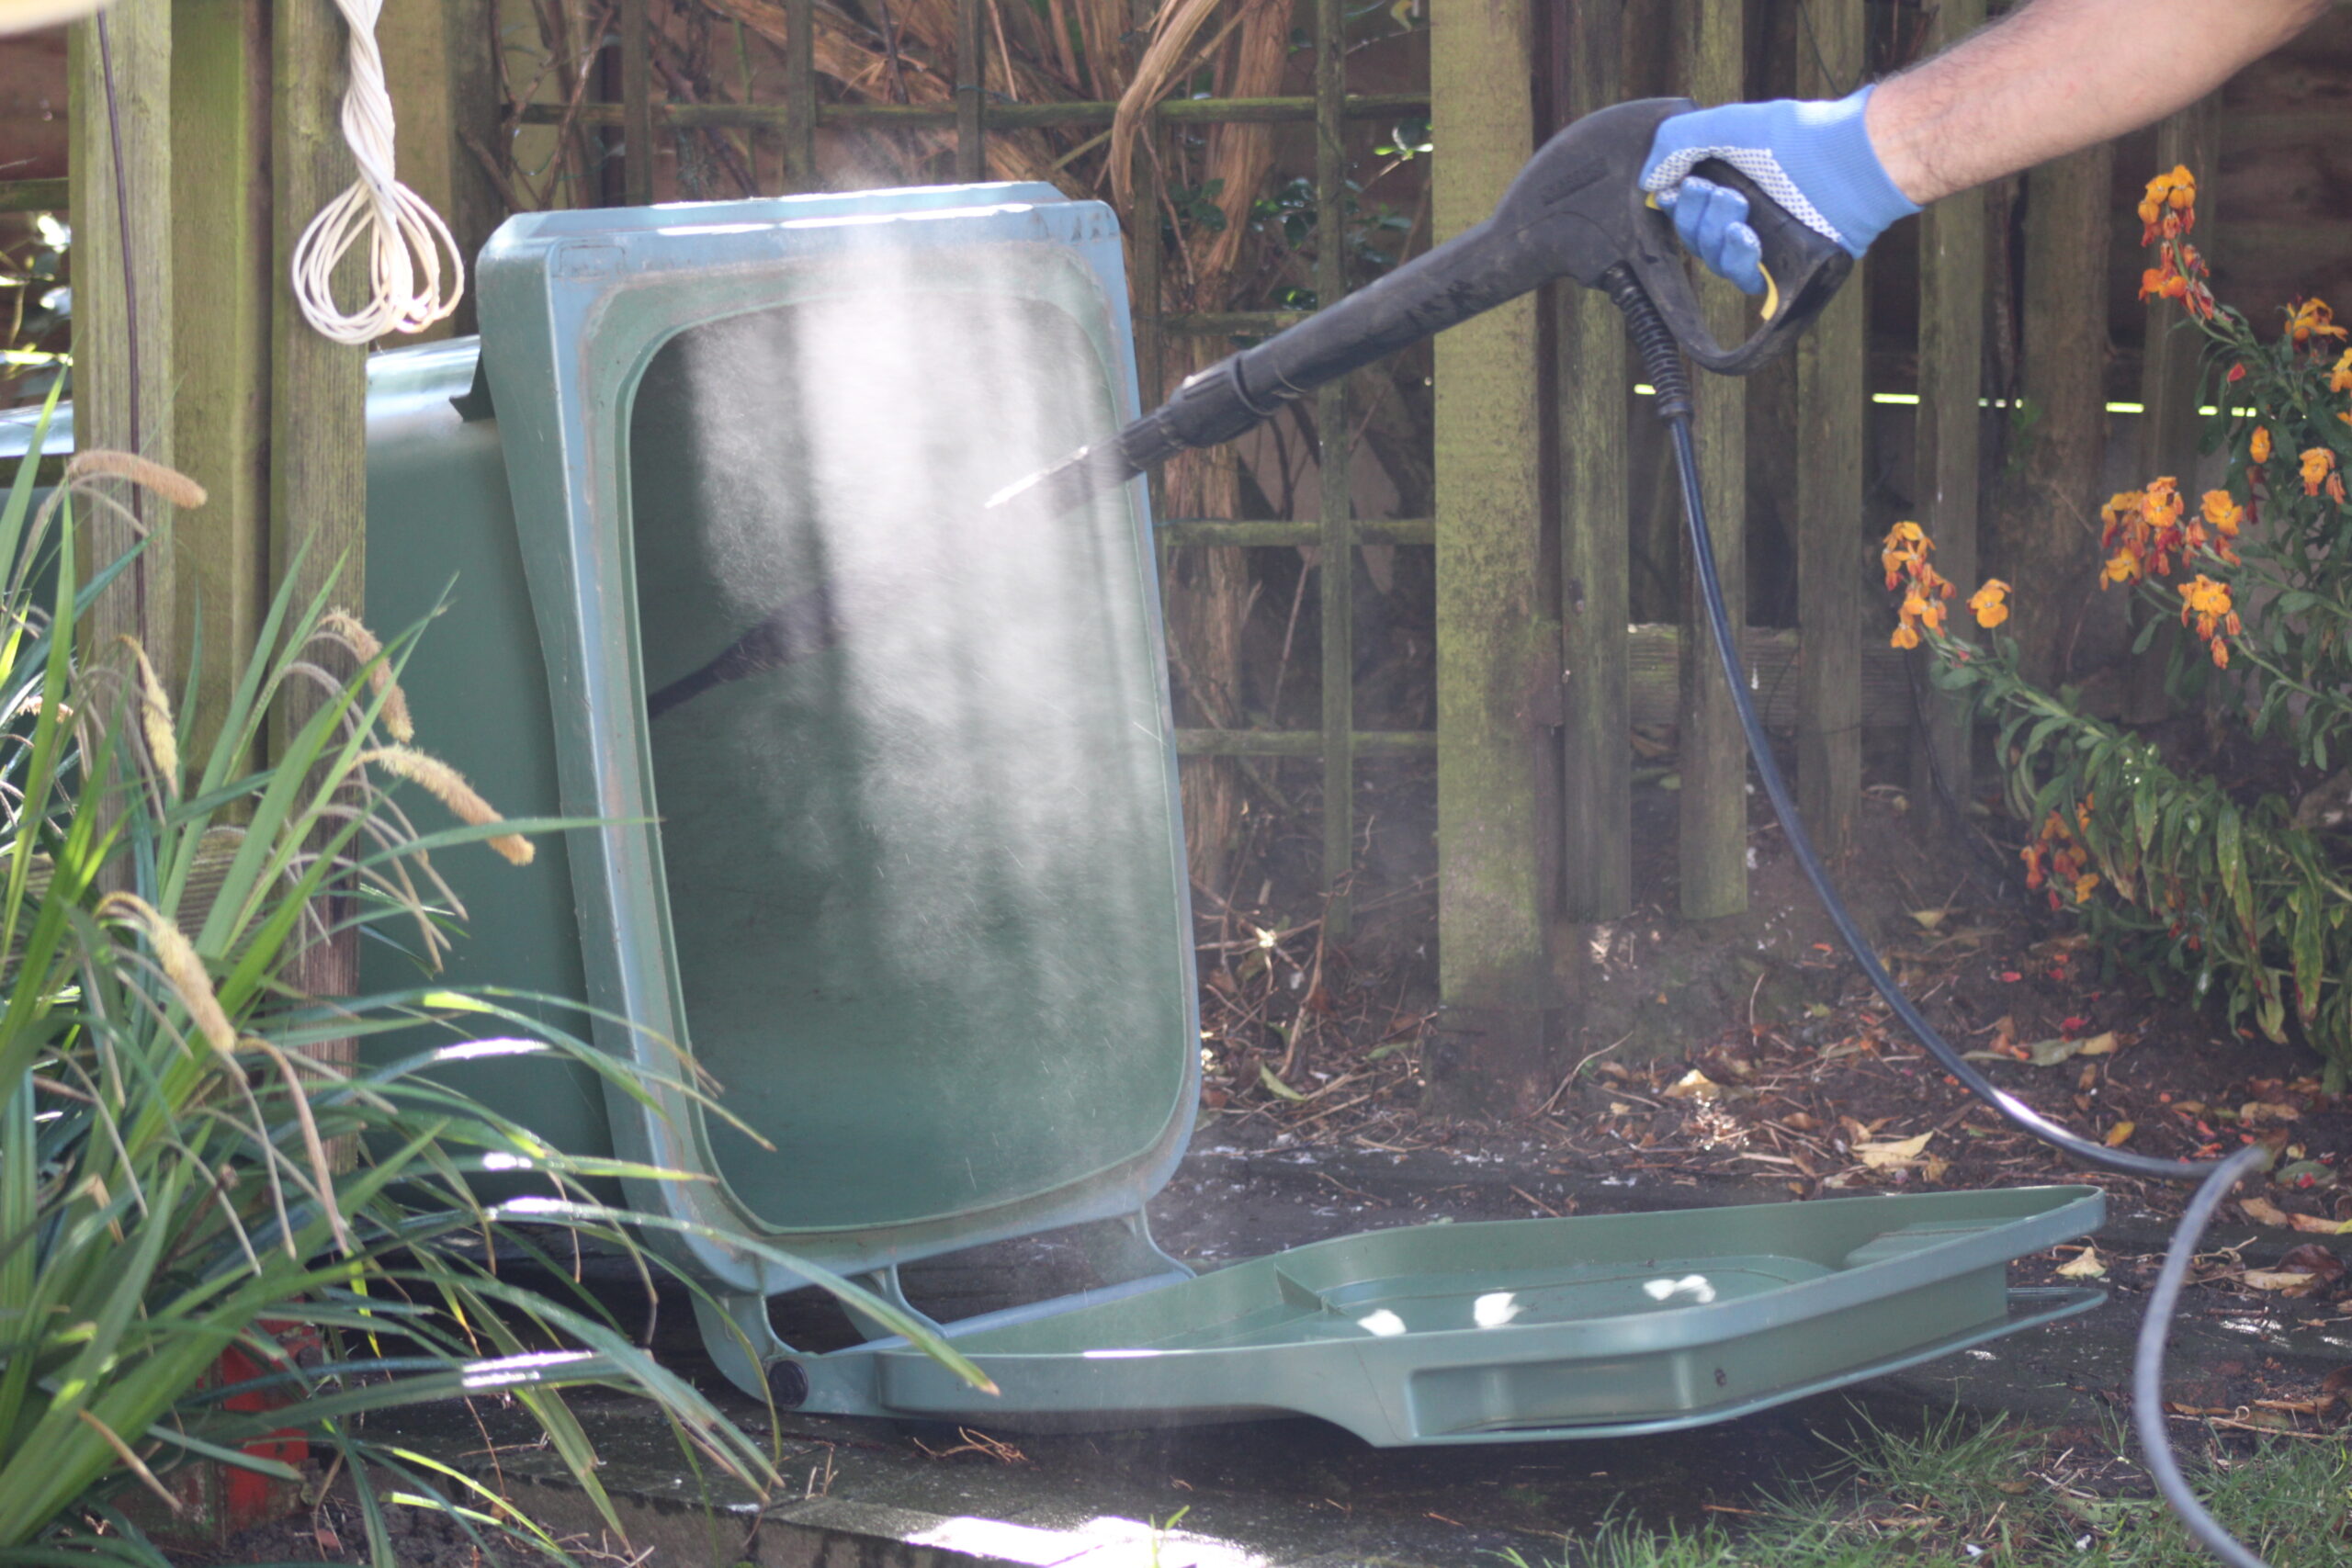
[1759,263,1781,321]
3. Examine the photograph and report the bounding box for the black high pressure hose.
[1605,265,2209,1187]
[1606,266,2269,1564]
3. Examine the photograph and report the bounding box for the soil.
[168,741,2352,1566]
[1201,744,2352,1224]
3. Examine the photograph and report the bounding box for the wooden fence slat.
[2000,141,2114,686]
[271,0,370,1077]
[1314,0,1353,934]
[1433,0,1546,1002]
[784,0,816,188]
[519,91,1433,131]
[2125,95,2220,723]
[1911,0,1986,834]
[0,177,69,211]
[379,0,501,336]
[169,0,269,763]
[1794,0,1864,858]
[69,0,176,665]
[620,0,655,205]
[1556,0,1630,924]
[954,0,984,181]
[1676,0,1747,919]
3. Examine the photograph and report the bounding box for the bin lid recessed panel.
[475,188,1196,1285]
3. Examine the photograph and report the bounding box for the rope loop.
[289,0,466,344]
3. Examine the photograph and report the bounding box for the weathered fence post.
[1556,0,1630,924]
[1433,0,1554,1100]
[2126,95,2220,724]
[1995,141,2115,686]
[68,0,175,664]
[1676,0,1747,919]
[271,0,371,1071]
[1794,0,1865,858]
[1313,0,1354,936]
[1910,0,1986,833]
[381,0,503,331]
[168,0,268,761]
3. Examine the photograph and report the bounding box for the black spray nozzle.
[986,355,1269,515]
[991,95,1853,519]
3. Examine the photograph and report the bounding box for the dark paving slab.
[383,1128,2352,1566]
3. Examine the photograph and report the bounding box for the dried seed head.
[359,745,535,865]
[97,892,236,1055]
[63,449,208,510]
[321,608,414,741]
[119,636,178,790]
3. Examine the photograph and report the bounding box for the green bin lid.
[473,186,1196,1294]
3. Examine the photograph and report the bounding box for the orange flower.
[2288,298,2348,345]
[2103,551,2142,586]
[2099,491,2143,548]
[2139,262,2187,305]
[2179,575,2236,647]
[2199,489,2243,537]
[2138,165,2196,243]
[2332,347,2352,395]
[2251,427,2273,464]
[2302,446,2338,497]
[1881,521,1928,589]
[1967,580,2010,628]
[1891,620,1921,651]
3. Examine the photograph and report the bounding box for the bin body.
[364,342,613,1170]
[366,185,1197,1284]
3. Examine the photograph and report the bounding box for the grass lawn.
[1497,1411,2350,1567]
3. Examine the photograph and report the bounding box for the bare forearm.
[1866,0,2329,206]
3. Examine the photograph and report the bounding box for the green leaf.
[1258,1064,1308,1100]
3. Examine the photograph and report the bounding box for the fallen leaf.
[2056,1246,2108,1280]
[1608,1100,1633,1115]
[2241,1100,2301,1125]
[1856,1132,1934,1170]
[1258,1065,1307,1101]
[2014,1032,2120,1067]
[1663,1069,1722,1102]
[1909,909,1945,930]
[2104,1121,2136,1148]
[2242,1268,2323,1294]
[2278,1243,2346,1284]
[2242,1194,2295,1228]
[2320,1366,2352,1404]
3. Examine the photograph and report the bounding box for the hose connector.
[1601,265,1693,423]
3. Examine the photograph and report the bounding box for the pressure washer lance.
[994,95,2276,1566]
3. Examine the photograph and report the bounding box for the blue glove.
[1639,85,1918,296]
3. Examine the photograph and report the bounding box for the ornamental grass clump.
[1884,165,2352,1083]
[0,406,989,1563]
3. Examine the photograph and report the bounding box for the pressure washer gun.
[989,96,1851,518]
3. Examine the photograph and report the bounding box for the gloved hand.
[1639,85,1918,296]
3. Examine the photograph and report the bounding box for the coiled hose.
[1602,265,2270,1565]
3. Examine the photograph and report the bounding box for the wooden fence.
[11,0,2336,1100]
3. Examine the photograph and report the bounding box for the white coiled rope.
[289,0,465,343]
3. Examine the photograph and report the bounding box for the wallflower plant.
[1884,164,2352,1080]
